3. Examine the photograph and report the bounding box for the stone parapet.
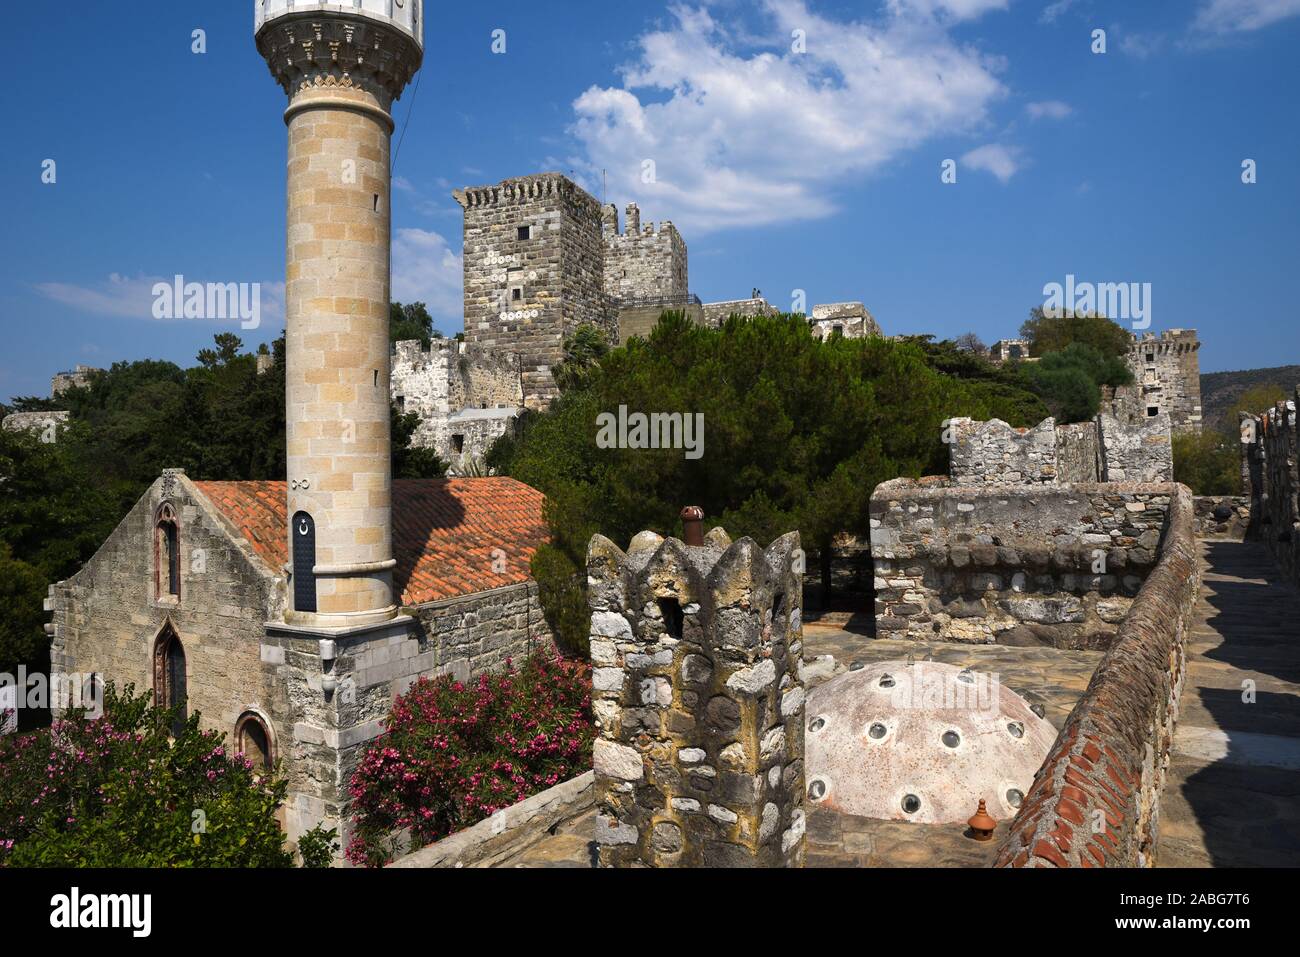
[1241,387,1300,586]
[587,525,806,867]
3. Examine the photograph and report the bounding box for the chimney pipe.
[680,506,704,546]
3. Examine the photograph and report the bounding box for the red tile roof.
[192,478,549,606]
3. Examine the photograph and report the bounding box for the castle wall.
[701,298,778,327]
[1056,422,1101,483]
[809,302,881,341]
[588,529,806,867]
[1110,331,1203,435]
[870,479,1175,649]
[602,204,688,303]
[1241,388,1300,586]
[948,417,1059,484]
[948,416,1164,487]
[456,174,611,409]
[996,485,1199,868]
[1098,413,1173,483]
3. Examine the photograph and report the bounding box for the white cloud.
[1039,0,1078,24]
[1194,0,1300,32]
[34,272,283,325]
[1026,99,1072,120]
[391,228,463,324]
[961,143,1023,182]
[889,0,1009,20]
[569,0,1007,233]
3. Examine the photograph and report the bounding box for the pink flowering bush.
[346,649,593,867]
[0,684,335,867]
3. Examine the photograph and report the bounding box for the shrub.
[346,649,593,867]
[1173,431,1240,495]
[0,683,328,867]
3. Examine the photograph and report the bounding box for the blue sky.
[2,0,1298,401]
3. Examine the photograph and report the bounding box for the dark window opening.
[292,511,317,613]
[156,503,180,599]
[1147,407,1159,417]
[517,225,531,241]
[512,287,523,300]
[452,434,465,453]
[831,325,843,337]
[773,591,786,621]
[1146,353,1155,363]
[153,628,187,737]
[396,395,405,412]
[658,597,684,640]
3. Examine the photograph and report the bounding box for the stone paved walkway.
[1154,540,1300,867]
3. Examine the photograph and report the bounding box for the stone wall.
[0,410,69,438]
[1104,331,1202,435]
[995,484,1199,867]
[602,203,688,303]
[587,527,806,867]
[48,469,294,815]
[455,173,611,409]
[948,418,1059,484]
[390,338,522,469]
[870,479,1175,649]
[1098,412,1173,483]
[616,302,706,345]
[809,302,881,341]
[701,298,778,327]
[1241,388,1300,586]
[51,365,100,396]
[948,415,1163,487]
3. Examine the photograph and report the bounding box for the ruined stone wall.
[1056,422,1101,483]
[1098,412,1173,483]
[1241,388,1300,586]
[588,528,806,867]
[870,479,1174,649]
[51,365,100,396]
[390,339,522,467]
[948,417,1059,484]
[602,203,688,303]
[1,410,69,438]
[995,485,1198,867]
[456,173,610,409]
[808,302,881,341]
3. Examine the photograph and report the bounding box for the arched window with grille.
[155,502,181,600]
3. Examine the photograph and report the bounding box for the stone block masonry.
[587,523,806,867]
[995,485,1199,867]
[870,479,1175,649]
[1241,387,1300,586]
[455,174,613,410]
[602,203,688,303]
[1098,412,1173,483]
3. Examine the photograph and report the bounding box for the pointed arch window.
[153,625,187,737]
[236,712,275,773]
[155,502,181,600]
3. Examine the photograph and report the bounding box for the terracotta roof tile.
[192,477,549,606]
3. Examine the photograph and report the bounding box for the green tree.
[1222,384,1287,435]
[488,311,1048,650]
[1017,342,1134,423]
[1173,431,1240,495]
[390,301,440,347]
[1020,308,1133,359]
[553,323,611,394]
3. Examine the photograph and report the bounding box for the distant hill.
[1201,365,1300,433]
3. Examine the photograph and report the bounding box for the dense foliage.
[1172,431,1241,495]
[0,684,336,867]
[488,312,1050,652]
[390,300,441,347]
[1020,307,1134,358]
[0,333,443,683]
[1017,341,1134,423]
[346,650,593,867]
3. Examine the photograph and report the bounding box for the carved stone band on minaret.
[255,14,423,111]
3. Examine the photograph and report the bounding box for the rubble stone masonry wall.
[602,203,688,303]
[870,479,1175,650]
[587,528,806,867]
[1242,388,1300,586]
[995,484,1198,867]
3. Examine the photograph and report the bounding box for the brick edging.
[994,484,1199,868]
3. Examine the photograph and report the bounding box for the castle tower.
[255,1,424,627]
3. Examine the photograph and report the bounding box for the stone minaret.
[255,1,423,628]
